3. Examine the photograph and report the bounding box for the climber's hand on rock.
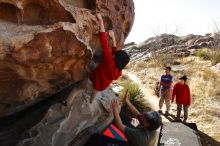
[96,13,103,21]
[96,13,105,32]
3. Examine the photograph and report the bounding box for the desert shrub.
[196,48,220,64]
[196,48,211,60]
[210,49,220,65]
[120,81,151,115]
[151,53,175,67]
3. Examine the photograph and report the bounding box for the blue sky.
[125,0,220,43]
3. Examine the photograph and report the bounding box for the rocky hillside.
[0,0,135,146]
[126,33,220,61]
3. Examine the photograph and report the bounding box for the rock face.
[17,85,117,146]
[0,80,118,146]
[0,0,134,146]
[0,0,134,117]
[125,33,220,61]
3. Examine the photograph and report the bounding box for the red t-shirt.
[89,32,122,91]
[172,83,191,105]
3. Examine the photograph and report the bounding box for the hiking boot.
[174,117,182,122]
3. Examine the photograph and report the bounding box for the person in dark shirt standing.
[158,66,173,114]
[172,75,191,123]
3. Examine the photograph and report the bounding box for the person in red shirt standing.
[172,75,191,123]
[89,13,130,103]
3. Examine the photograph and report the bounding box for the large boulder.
[0,0,135,117]
[0,80,118,146]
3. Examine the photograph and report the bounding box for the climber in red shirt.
[172,75,191,123]
[89,13,130,103]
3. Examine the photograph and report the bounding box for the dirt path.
[124,70,220,145]
[124,70,174,123]
[124,70,159,110]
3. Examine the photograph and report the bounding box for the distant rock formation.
[0,0,134,145]
[125,33,220,61]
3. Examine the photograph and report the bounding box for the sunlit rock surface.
[0,0,134,117]
[0,0,134,145]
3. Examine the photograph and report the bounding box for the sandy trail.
[124,70,220,145]
[124,70,177,122]
[124,71,159,109]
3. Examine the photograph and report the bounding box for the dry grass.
[128,54,176,71]
[128,56,220,141]
[114,74,151,115]
[179,56,198,65]
[132,61,149,71]
[210,49,220,65]
[196,48,211,60]
[188,68,220,140]
[151,53,176,67]
[196,48,220,65]
[118,81,151,115]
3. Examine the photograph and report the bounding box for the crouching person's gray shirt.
[124,126,156,146]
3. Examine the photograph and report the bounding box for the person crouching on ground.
[112,90,162,146]
[172,75,191,123]
[89,13,130,103]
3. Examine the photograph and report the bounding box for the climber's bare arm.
[124,90,140,118]
[108,30,117,47]
[97,13,105,32]
[112,99,125,132]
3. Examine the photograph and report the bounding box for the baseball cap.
[179,75,188,82]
